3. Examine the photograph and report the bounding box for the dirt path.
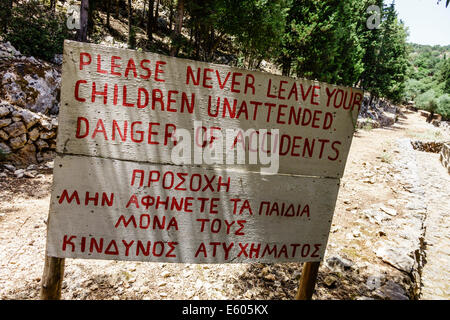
[0,109,448,300]
[416,151,450,299]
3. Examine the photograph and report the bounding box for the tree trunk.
[146,0,155,41]
[170,0,184,56]
[127,0,134,49]
[154,0,160,22]
[194,23,200,60]
[281,57,292,76]
[169,0,174,32]
[50,0,56,13]
[106,0,111,28]
[77,0,89,43]
[2,0,13,32]
[143,0,146,19]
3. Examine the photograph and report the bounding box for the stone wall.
[357,96,399,129]
[0,41,61,166]
[0,103,57,165]
[440,143,450,174]
[410,140,445,154]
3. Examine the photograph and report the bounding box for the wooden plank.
[40,255,65,300]
[46,154,340,263]
[57,40,363,178]
[295,261,321,300]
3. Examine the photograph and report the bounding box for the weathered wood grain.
[57,40,362,178]
[46,155,340,263]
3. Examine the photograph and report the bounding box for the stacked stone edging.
[357,96,399,129]
[410,140,445,154]
[440,143,450,174]
[0,102,57,165]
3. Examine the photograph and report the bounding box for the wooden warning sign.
[47,155,340,262]
[44,40,363,265]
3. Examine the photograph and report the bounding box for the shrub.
[437,94,450,120]
[4,1,74,62]
[416,89,439,113]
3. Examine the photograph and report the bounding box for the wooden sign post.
[40,40,363,299]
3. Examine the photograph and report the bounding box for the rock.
[36,150,56,163]
[3,164,15,171]
[365,275,383,290]
[0,105,10,117]
[373,281,409,300]
[380,205,397,216]
[264,274,276,281]
[40,118,52,130]
[27,164,37,171]
[161,271,171,278]
[9,133,27,149]
[362,209,390,224]
[45,160,54,169]
[24,170,37,178]
[352,230,362,238]
[0,52,61,115]
[15,143,37,164]
[410,140,444,153]
[326,255,354,271]
[0,118,12,128]
[375,245,415,274]
[405,200,426,211]
[40,130,55,140]
[28,127,40,141]
[16,109,40,129]
[379,112,396,127]
[35,139,49,150]
[14,169,25,178]
[52,54,63,65]
[323,275,338,288]
[0,142,11,155]
[0,129,8,140]
[51,117,58,127]
[3,121,26,138]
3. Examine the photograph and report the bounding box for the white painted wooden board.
[57,40,363,178]
[46,155,340,263]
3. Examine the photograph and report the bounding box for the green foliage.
[185,0,290,65]
[278,0,365,86]
[440,58,450,94]
[2,1,73,61]
[416,89,439,113]
[406,44,450,117]
[360,2,409,104]
[404,79,425,101]
[437,94,450,119]
[230,0,291,68]
[0,0,418,107]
